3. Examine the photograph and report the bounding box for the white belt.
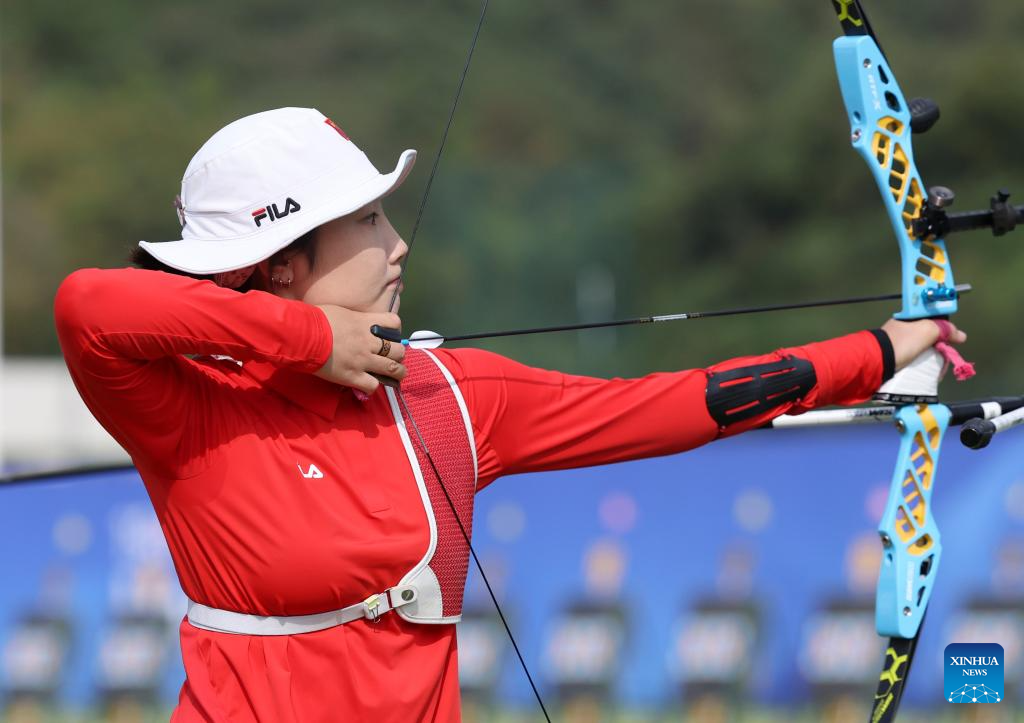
[186,585,418,636]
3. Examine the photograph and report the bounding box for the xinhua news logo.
[944,643,1004,704]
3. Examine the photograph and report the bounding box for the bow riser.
[876,404,948,639]
[834,36,958,320]
[833,22,960,720]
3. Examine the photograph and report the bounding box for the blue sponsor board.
[1,424,1024,711]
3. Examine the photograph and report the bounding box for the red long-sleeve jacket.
[54,267,886,722]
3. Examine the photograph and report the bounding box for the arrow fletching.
[407,330,445,349]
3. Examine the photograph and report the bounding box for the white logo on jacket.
[297,463,324,479]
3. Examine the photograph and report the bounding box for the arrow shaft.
[401,284,972,346]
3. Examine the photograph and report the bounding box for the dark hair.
[129,228,318,291]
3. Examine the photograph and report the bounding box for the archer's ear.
[266,257,296,298]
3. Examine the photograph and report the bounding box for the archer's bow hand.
[876,319,973,403]
[882,318,967,370]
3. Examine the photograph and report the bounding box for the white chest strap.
[186,585,418,636]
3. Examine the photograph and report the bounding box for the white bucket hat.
[139,107,416,275]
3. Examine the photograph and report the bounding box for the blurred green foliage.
[3,0,1023,395]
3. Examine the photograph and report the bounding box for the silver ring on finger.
[377,338,391,357]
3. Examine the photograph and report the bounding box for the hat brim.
[139,149,417,275]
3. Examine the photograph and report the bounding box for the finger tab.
[371,325,403,342]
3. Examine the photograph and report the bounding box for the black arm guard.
[706,356,816,428]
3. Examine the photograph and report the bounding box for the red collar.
[243,361,344,421]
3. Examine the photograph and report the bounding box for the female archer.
[54,107,963,722]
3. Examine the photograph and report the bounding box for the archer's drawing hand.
[882,318,967,371]
[314,306,407,393]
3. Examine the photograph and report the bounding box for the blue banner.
[2,424,1023,713]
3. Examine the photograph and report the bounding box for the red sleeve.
[432,330,884,487]
[54,267,332,473]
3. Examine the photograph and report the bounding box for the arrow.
[372,283,972,349]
